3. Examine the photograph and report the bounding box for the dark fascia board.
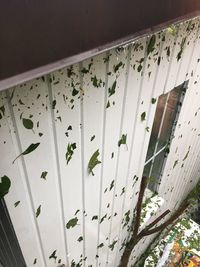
[0,0,200,91]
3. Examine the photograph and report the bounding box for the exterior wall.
[1,16,200,267]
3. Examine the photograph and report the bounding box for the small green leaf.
[22,118,34,130]
[183,146,190,161]
[109,180,114,191]
[77,236,83,242]
[173,160,178,169]
[88,149,101,176]
[167,25,177,36]
[118,134,127,147]
[147,35,156,56]
[100,214,107,223]
[49,250,57,260]
[92,215,98,220]
[13,143,40,163]
[90,135,95,142]
[14,201,20,207]
[41,171,48,180]
[151,98,157,104]
[65,143,77,164]
[66,217,78,229]
[106,100,110,108]
[137,64,142,72]
[36,205,41,218]
[0,176,11,198]
[52,100,56,109]
[75,209,80,215]
[109,240,118,251]
[145,127,150,132]
[72,87,79,97]
[120,187,125,196]
[91,75,102,88]
[114,61,123,72]
[33,258,37,264]
[141,112,146,121]
[97,243,104,248]
[108,81,117,97]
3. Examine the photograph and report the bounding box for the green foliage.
[109,240,118,251]
[108,81,117,97]
[147,35,156,56]
[88,149,101,176]
[141,112,146,121]
[0,175,11,198]
[118,134,127,147]
[49,250,57,260]
[66,217,78,229]
[177,37,186,61]
[92,215,98,220]
[22,118,34,130]
[14,201,20,207]
[77,236,83,242]
[36,205,41,218]
[41,171,48,180]
[97,243,104,248]
[13,143,40,163]
[91,75,102,88]
[114,61,124,72]
[167,25,177,36]
[66,143,77,164]
[151,98,157,104]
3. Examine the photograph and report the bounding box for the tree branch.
[133,176,148,237]
[138,201,189,237]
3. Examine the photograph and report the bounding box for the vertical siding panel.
[164,21,189,93]
[176,18,200,86]
[0,90,45,266]
[81,53,106,266]
[95,47,129,267]
[7,78,69,266]
[49,65,83,266]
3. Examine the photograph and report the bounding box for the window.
[143,82,187,192]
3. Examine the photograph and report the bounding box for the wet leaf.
[108,81,117,97]
[90,135,95,142]
[100,214,107,223]
[14,201,20,207]
[97,243,104,248]
[106,100,110,108]
[88,149,101,176]
[0,176,11,198]
[151,98,157,104]
[66,217,78,229]
[72,87,79,97]
[114,61,123,72]
[22,118,34,130]
[65,143,77,164]
[109,180,114,191]
[49,250,57,260]
[147,35,156,56]
[109,240,118,251]
[137,64,142,72]
[118,134,127,147]
[41,171,48,180]
[36,205,41,218]
[13,143,40,163]
[33,258,37,264]
[141,112,146,121]
[173,160,178,169]
[52,100,56,109]
[92,215,98,220]
[77,236,83,242]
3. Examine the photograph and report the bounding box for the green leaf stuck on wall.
[0,175,11,199]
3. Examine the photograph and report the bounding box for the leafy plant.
[88,149,101,176]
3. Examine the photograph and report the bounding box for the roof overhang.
[1,0,200,90]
